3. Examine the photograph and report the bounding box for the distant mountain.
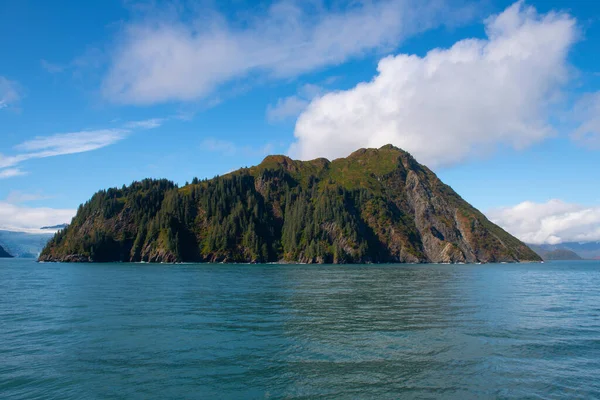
[40,224,68,230]
[40,145,540,264]
[529,245,583,261]
[530,242,600,260]
[0,244,13,258]
[0,230,54,258]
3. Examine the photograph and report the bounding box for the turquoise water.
[1,259,599,399]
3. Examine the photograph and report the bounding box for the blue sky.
[1,0,600,244]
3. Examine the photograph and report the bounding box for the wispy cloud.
[0,76,22,110]
[0,129,131,177]
[201,138,274,157]
[571,92,600,148]
[40,59,65,74]
[102,0,477,105]
[0,114,169,178]
[15,129,130,155]
[267,83,325,123]
[4,190,51,204]
[123,118,165,129]
[41,47,106,77]
[0,168,27,179]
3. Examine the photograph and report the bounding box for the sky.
[1,0,600,244]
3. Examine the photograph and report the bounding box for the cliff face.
[0,244,13,258]
[39,145,541,264]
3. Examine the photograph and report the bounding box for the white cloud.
[289,2,576,167]
[15,129,130,155]
[0,129,131,174]
[0,76,21,109]
[267,83,325,122]
[487,199,600,245]
[102,0,475,105]
[123,118,165,129]
[571,92,600,148]
[0,201,75,233]
[0,168,27,179]
[0,116,168,177]
[201,138,274,157]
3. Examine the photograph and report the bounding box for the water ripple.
[1,259,599,399]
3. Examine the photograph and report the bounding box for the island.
[39,145,541,264]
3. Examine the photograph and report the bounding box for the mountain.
[0,244,13,258]
[528,245,583,261]
[530,242,600,260]
[0,230,55,258]
[39,145,541,264]
[40,224,68,230]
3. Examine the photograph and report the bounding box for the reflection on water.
[1,259,599,399]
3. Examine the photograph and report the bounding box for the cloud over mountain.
[289,2,576,167]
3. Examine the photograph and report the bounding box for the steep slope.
[40,145,540,264]
[0,244,13,258]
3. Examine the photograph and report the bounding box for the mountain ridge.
[39,145,541,264]
[0,230,54,258]
[528,245,583,261]
[530,242,600,260]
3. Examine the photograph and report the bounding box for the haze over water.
[1,259,599,399]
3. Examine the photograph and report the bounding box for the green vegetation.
[40,145,541,264]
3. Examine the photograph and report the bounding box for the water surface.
[1,259,599,399]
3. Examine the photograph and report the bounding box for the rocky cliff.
[0,244,13,258]
[40,145,541,264]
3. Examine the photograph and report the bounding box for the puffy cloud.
[102,0,474,104]
[0,76,21,110]
[289,2,576,167]
[571,92,600,148]
[0,201,75,233]
[487,199,600,245]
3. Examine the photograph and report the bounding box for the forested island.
[40,145,540,264]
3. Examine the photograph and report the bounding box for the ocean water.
[1,259,599,399]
